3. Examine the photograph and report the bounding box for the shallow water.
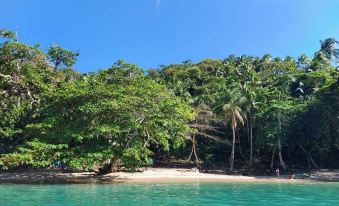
[1,182,339,205]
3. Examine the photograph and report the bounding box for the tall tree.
[222,91,245,171]
[241,84,259,168]
[0,29,53,154]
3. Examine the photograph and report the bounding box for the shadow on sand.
[0,172,129,184]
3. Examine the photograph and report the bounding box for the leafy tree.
[48,45,79,71]
[1,65,193,172]
[0,31,53,154]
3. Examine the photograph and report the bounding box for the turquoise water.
[1,182,339,205]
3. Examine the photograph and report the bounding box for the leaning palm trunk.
[277,111,287,170]
[249,121,253,168]
[270,144,276,171]
[230,126,236,171]
[192,135,200,168]
[223,103,244,172]
[278,138,286,170]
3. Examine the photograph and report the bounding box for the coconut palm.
[223,99,245,171]
[297,54,311,71]
[241,84,259,168]
[319,38,339,61]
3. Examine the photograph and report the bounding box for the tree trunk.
[278,138,286,170]
[277,111,287,170]
[187,135,200,168]
[187,145,194,162]
[109,158,120,173]
[247,119,250,142]
[230,126,236,171]
[54,59,61,72]
[270,144,276,171]
[237,130,243,159]
[309,153,319,168]
[192,135,200,168]
[299,144,319,168]
[249,121,253,168]
[167,150,171,165]
[299,144,311,168]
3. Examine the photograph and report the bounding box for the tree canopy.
[0,30,338,173]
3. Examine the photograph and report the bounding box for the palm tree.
[277,109,287,170]
[241,84,258,168]
[271,91,291,171]
[297,54,311,71]
[235,57,260,168]
[312,51,331,70]
[319,38,339,61]
[312,38,339,70]
[223,101,245,171]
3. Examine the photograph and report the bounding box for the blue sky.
[2,0,339,73]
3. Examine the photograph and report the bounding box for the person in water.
[275,168,280,179]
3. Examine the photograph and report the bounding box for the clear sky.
[2,0,339,73]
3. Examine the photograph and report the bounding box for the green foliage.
[0,29,16,40]
[18,63,193,171]
[0,140,67,170]
[122,147,153,170]
[1,29,338,171]
[48,45,79,71]
[0,33,54,154]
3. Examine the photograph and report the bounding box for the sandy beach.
[2,167,336,184]
[104,168,305,183]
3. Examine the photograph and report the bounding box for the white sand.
[2,168,332,184]
[103,168,303,183]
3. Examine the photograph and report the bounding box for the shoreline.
[1,168,338,184]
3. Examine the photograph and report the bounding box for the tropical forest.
[0,29,338,174]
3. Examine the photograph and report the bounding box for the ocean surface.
[1,182,339,205]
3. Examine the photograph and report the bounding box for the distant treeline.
[0,29,338,173]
